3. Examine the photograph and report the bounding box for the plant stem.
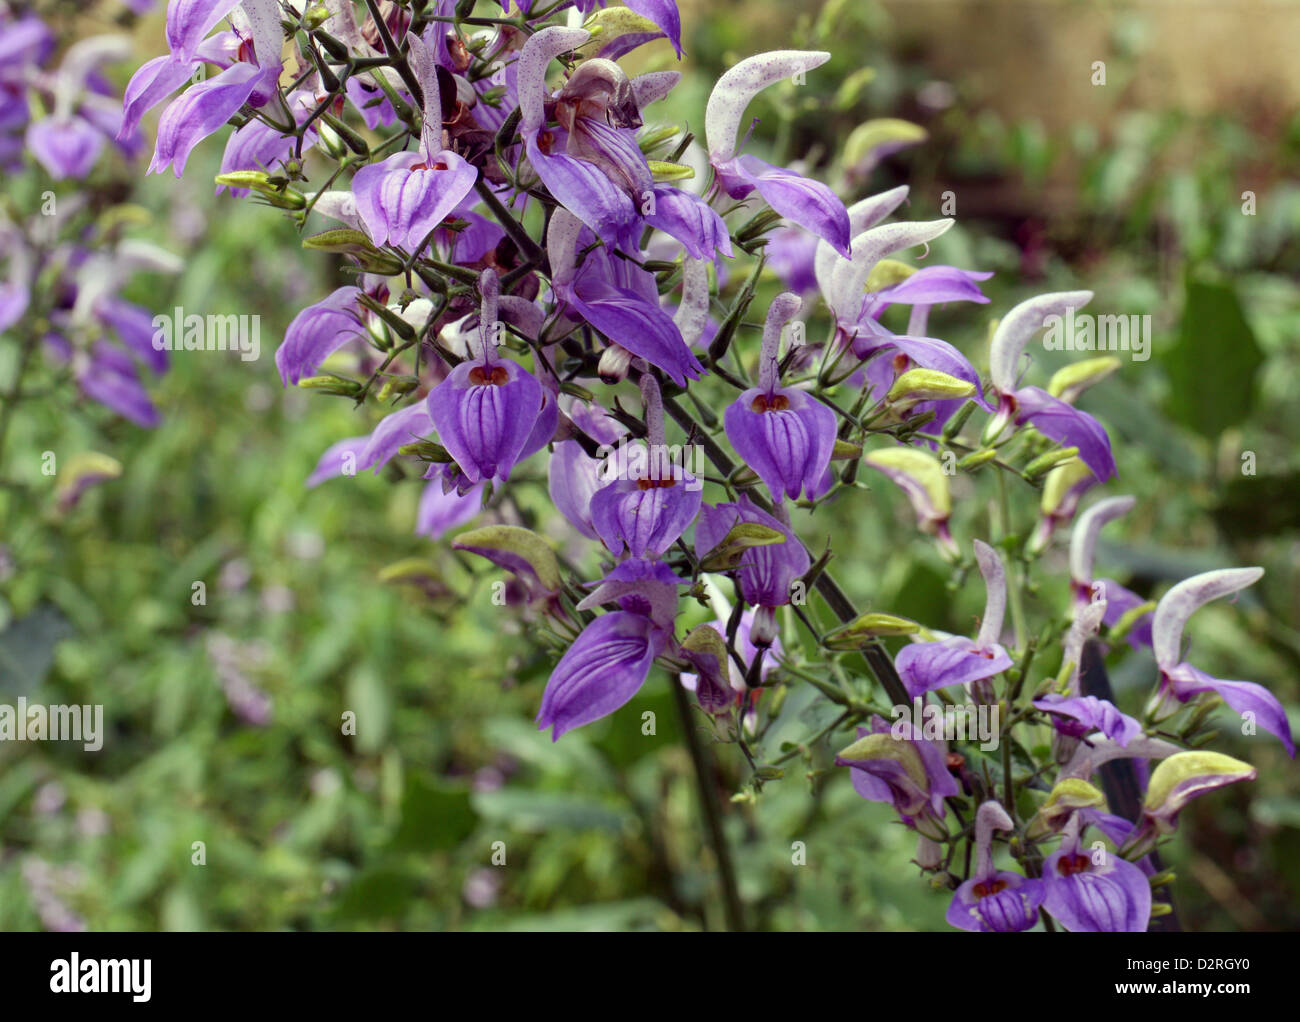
[669,671,745,932]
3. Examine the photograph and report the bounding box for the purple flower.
[416,465,486,539]
[705,51,849,255]
[25,116,104,179]
[1150,568,1294,757]
[427,270,546,485]
[129,0,285,176]
[985,291,1116,481]
[836,717,960,839]
[694,495,809,608]
[78,341,161,427]
[352,33,476,252]
[894,540,1013,697]
[1041,815,1151,932]
[946,802,1044,932]
[518,28,647,251]
[537,612,666,740]
[723,292,835,501]
[590,375,702,557]
[1033,693,1143,747]
[537,559,684,739]
[547,209,704,386]
[275,286,369,384]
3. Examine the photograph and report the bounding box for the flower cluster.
[1,1,177,466]
[124,0,1292,932]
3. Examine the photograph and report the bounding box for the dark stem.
[669,672,746,932]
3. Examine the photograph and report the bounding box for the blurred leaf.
[1166,275,1263,438]
[1211,472,1300,538]
[471,789,632,833]
[389,773,475,852]
[0,603,74,693]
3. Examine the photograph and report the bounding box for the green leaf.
[1166,274,1263,438]
[389,773,476,852]
[0,603,74,693]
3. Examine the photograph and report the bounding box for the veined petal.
[148,61,261,176]
[1042,846,1151,932]
[1033,694,1143,747]
[275,285,367,384]
[167,0,243,59]
[644,185,733,261]
[724,387,836,501]
[352,149,477,252]
[526,134,641,252]
[947,872,1044,933]
[122,53,198,140]
[536,611,663,740]
[1163,661,1294,757]
[895,637,1012,698]
[728,154,849,256]
[428,359,544,484]
[590,471,702,558]
[1012,386,1116,482]
[569,272,704,386]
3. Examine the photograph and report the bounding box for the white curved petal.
[1068,495,1136,585]
[813,185,909,299]
[973,538,1007,649]
[988,290,1092,395]
[404,32,442,155]
[240,0,284,71]
[673,257,710,348]
[705,50,829,162]
[545,208,585,288]
[826,218,953,321]
[1152,567,1264,670]
[632,71,681,109]
[518,27,591,133]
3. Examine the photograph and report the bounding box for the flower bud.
[680,625,736,715]
[885,368,976,410]
[1025,778,1105,841]
[597,343,635,384]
